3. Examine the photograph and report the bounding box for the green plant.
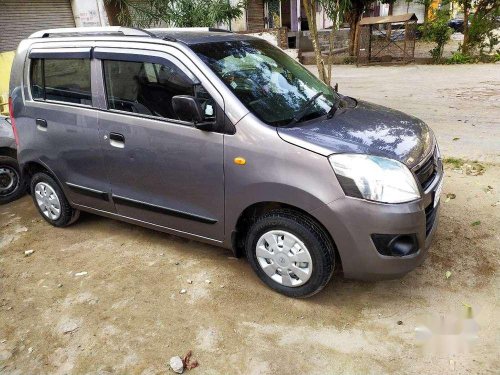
[445,51,477,64]
[457,0,500,55]
[443,157,465,168]
[106,0,244,28]
[343,56,356,64]
[426,9,453,63]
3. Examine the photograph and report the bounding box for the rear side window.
[102,59,195,120]
[30,58,92,106]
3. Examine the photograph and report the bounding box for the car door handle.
[36,118,47,131]
[109,132,125,148]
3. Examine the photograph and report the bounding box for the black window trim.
[29,47,92,59]
[28,48,93,109]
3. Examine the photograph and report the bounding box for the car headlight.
[329,154,421,204]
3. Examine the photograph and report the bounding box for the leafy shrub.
[426,9,453,63]
[466,4,500,55]
[445,52,477,64]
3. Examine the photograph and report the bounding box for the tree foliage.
[425,8,453,62]
[344,0,372,56]
[106,0,244,28]
[320,0,350,84]
[302,0,326,82]
[462,0,500,55]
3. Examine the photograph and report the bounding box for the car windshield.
[191,39,339,126]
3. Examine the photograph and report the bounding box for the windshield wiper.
[326,100,340,119]
[326,92,346,119]
[287,92,324,126]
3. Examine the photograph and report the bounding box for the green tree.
[106,0,243,28]
[426,7,453,62]
[344,0,372,56]
[320,0,350,84]
[302,0,326,82]
[457,0,500,55]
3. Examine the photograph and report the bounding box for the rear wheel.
[245,209,335,298]
[30,172,79,227]
[0,156,26,205]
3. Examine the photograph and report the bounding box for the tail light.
[8,97,19,146]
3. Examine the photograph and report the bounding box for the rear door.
[94,48,225,241]
[25,48,114,212]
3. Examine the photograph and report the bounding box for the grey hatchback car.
[10,27,443,297]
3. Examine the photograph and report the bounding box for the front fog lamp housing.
[329,154,421,204]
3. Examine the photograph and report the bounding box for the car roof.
[27,27,260,47]
[147,29,259,45]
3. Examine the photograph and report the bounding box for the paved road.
[308,63,500,163]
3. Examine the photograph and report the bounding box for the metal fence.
[357,14,418,65]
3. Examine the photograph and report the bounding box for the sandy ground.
[1,65,499,374]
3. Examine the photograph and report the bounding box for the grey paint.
[278,100,434,169]
[10,29,443,281]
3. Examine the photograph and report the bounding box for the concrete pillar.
[71,0,110,27]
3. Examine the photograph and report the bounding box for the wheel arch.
[22,160,66,192]
[230,201,340,267]
[0,147,17,160]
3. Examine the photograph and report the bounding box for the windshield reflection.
[192,39,338,126]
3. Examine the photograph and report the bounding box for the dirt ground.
[1,65,499,374]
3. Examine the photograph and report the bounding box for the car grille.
[425,202,438,237]
[414,148,437,190]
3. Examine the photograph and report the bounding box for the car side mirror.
[172,95,215,131]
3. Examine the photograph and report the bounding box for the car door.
[94,48,225,241]
[26,47,114,212]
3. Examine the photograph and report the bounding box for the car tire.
[30,172,80,227]
[0,156,26,205]
[245,209,335,298]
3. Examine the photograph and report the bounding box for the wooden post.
[411,21,416,61]
[403,21,408,63]
[368,25,372,63]
[355,21,361,65]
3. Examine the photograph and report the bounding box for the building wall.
[392,0,425,23]
[70,0,110,27]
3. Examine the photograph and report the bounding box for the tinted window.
[103,59,198,120]
[30,58,44,100]
[30,58,92,105]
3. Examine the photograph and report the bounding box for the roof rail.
[28,27,155,39]
[147,27,232,34]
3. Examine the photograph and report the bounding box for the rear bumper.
[313,161,443,281]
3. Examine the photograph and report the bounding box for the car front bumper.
[313,160,443,281]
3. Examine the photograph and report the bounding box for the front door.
[94,49,225,241]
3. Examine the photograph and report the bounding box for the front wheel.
[245,210,335,298]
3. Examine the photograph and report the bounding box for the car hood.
[277,99,433,169]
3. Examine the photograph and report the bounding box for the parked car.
[10,27,443,297]
[0,114,26,204]
[448,18,469,33]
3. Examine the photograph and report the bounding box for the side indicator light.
[234,157,246,165]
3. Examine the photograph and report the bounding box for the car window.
[103,59,213,122]
[30,58,92,105]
